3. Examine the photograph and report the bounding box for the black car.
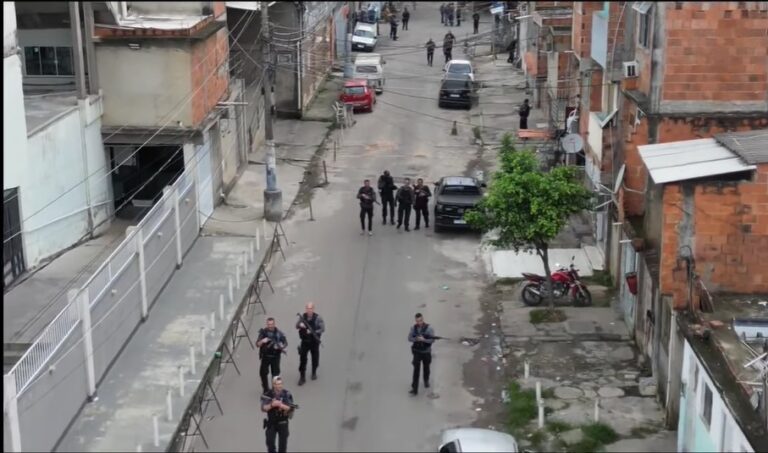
[433,176,486,232]
[438,74,473,109]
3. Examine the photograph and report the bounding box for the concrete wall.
[21,96,113,268]
[678,340,754,452]
[3,54,29,191]
[4,2,18,58]
[16,28,75,88]
[271,1,299,115]
[126,1,209,16]
[96,42,193,128]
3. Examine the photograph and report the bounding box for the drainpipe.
[664,310,677,426]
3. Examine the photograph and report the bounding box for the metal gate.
[4,187,26,288]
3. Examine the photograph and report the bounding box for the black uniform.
[473,12,480,34]
[396,185,414,231]
[402,9,410,30]
[257,328,288,393]
[389,17,398,40]
[443,33,455,62]
[408,323,436,394]
[261,388,295,453]
[426,40,436,66]
[456,8,462,26]
[377,174,397,224]
[357,186,377,232]
[519,101,531,130]
[413,184,432,229]
[296,313,325,383]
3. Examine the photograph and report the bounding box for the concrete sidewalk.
[56,119,332,452]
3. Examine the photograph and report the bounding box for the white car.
[443,59,475,82]
[439,428,520,452]
[352,23,378,52]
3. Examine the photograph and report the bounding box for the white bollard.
[210,311,216,332]
[189,346,196,375]
[166,388,173,421]
[262,219,268,241]
[235,266,241,289]
[538,399,545,429]
[535,381,542,402]
[250,241,255,262]
[228,276,234,303]
[594,398,600,422]
[256,230,261,251]
[524,361,530,380]
[219,294,225,321]
[201,327,207,356]
[243,252,249,275]
[178,366,185,397]
[153,415,160,447]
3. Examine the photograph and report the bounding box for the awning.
[226,2,277,11]
[632,2,653,14]
[639,138,756,184]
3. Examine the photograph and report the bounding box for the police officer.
[257,317,288,394]
[296,302,325,385]
[413,178,432,230]
[389,15,399,40]
[473,10,480,34]
[425,38,436,66]
[395,178,414,232]
[443,30,455,63]
[402,6,410,30]
[357,179,377,235]
[408,313,436,395]
[261,376,296,453]
[377,170,397,225]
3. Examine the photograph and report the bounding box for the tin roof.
[638,138,757,184]
[714,129,768,165]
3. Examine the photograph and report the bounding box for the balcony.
[591,10,608,69]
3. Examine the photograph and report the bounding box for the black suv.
[433,176,485,232]
[438,74,473,109]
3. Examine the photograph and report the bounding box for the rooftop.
[23,91,78,136]
[679,293,768,452]
[639,138,757,184]
[715,129,768,165]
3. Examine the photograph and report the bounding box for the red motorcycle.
[521,256,592,307]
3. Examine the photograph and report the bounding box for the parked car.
[443,59,475,82]
[352,22,378,52]
[439,428,520,452]
[438,73,473,109]
[340,79,376,112]
[353,53,385,94]
[433,176,485,232]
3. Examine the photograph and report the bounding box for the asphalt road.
[200,5,492,452]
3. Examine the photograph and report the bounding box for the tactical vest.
[299,314,320,343]
[411,324,432,353]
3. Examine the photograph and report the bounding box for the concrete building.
[3,1,114,284]
[676,292,768,452]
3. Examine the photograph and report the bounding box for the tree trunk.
[538,245,555,311]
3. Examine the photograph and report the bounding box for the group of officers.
[356,170,433,235]
[257,305,438,452]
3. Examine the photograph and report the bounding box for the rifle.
[261,395,299,411]
[296,313,322,346]
[423,335,450,340]
[258,337,288,358]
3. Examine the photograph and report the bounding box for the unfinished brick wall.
[572,2,599,60]
[190,27,229,127]
[660,165,768,309]
[212,1,226,18]
[662,2,768,102]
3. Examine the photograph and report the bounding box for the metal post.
[68,2,87,99]
[210,311,216,332]
[201,327,207,356]
[189,346,196,375]
[153,415,160,447]
[309,198,315,221]
[82,2,99,94]
[135,228,149,320]
[228,276,234,303]
[166,388,173,421]
[76,289,97,400]
[178,366,185,397]
[4,374,22,452]
[524,360,530,380]
[262,1,283,221]
[323,160,328,184]
[219,294,225,321]
[173,188,183,267]
[538,399,545,428]
[535,381,541,402]
[249,240,255,262]
[256,228,261,251]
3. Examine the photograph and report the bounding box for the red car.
[340,79,376,112]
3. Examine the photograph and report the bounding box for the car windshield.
[442,79,470,90]
[448,63,472,74]
[354,30,374,38]
[344,86,366,95]
[356,65,378,74]
[442,185,480,195]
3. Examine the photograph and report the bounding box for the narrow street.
[200,6,493,452]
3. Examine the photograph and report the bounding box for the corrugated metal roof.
[714,129,768,165]
[639,138,757,184]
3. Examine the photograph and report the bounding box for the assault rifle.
[261,395,299,411]
[296,313,322,346]
[258,337,287,358]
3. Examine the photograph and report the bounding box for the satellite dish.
[560,133,584,154]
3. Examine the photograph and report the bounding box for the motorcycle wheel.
[573,286,592,307]
[521,283,543,306]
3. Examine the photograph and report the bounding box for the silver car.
[439,428,519,452]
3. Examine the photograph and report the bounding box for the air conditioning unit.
[623,61,639,78]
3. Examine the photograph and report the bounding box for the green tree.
[465,135,593,309]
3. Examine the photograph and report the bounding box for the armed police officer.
[413,178,432,230]
[357,179,377,235]
[408,313,436,395]
[257,317,288,394]
[296,302,325,385]
[395,177,414,231]
[377,170,397,225]
[261,376,296,453]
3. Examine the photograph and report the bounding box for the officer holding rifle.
[257,317,288,394]
[296,302,326,386]
[261,376,297,453]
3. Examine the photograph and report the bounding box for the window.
[344,86,366,95]
[447,63,472,75]
[442,185,480,195]
[356,65,378,74]
[439,441,459,453]
[633,2,653,48]
[23,46,74,76]
[701,384,713,428]
[353,29,374,38]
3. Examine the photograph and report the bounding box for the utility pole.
[261,1,282,221]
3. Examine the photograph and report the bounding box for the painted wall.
[16,28,75,88]
[3,54,29,191]
[22,96,113,267]
[678,340,754,452]
[96,43,193,128]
